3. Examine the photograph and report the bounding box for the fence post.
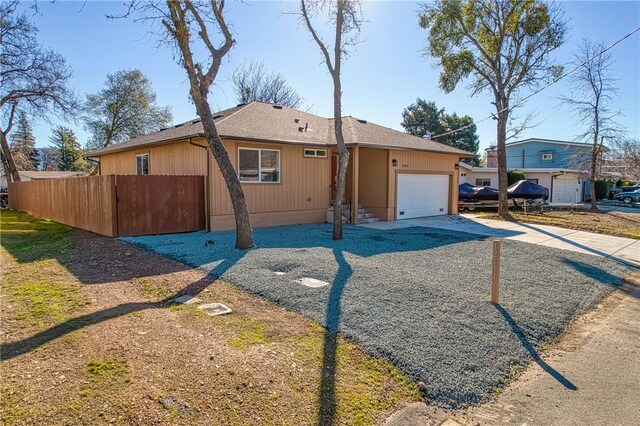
[491,239,501,304]
[110,175,119,237]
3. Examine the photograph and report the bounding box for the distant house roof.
[20,171,88,180]
[88,102,475,157]
[506,138,595,148]
[458,163,584,174]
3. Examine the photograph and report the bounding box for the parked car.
[616,189,640,204]
[609,185,640,200]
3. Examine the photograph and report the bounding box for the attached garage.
[552,174,581,203]
[396,173,450,219]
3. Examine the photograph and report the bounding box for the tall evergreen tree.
[402,98,479,163]
[49,126,86,171]
[10,112,39,170]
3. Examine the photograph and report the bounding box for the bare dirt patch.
[1,210,421,425]
[478,209,640,239]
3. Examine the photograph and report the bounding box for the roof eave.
[349,142,476,157]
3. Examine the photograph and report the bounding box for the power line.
[430,26,640,140]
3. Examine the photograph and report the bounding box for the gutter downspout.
[189,138,211,232]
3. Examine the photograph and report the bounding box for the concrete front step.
[358,217,379,224]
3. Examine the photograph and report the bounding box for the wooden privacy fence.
[8,175,205,237]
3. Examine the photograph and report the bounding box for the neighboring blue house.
[460,138,596,204]
[505,138,591,170]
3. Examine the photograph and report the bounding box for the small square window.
[475,178,491,187]
[304,148,328,158]
[136,154,149,175]
[542,153,553,160]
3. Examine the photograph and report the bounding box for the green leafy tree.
[401,99,445,138]
[402,98,479,163]
[507,169,525,185]
[440,113,479,155]
[9,112,39,170]
[49,126,86,171]
[83,69,172,149]
[419,0,567,217]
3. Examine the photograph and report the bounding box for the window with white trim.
[304,148,328,158]
[136,154,149,175]
[541,152,553,160]
[475,178,491,187]
[526,178,539,184]
[238,148,280,183]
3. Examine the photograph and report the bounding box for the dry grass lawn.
[477,209,640,239]
[0,210,421,425]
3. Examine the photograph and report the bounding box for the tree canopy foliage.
[232,61,304,108]
[419,0,567,216]
[49,126,86,172]
[401,98,479,159]
[0,0,76,181]
[83,69,172,149]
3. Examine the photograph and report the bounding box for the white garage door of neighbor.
[397,174,449,220]
[552,175,580,203]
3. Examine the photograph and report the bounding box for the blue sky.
[19,1,640,152]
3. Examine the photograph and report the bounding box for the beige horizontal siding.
[99,140,207,176]
[210,139,331,218]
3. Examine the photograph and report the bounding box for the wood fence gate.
[8,175,205,237]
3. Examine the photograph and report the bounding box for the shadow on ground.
[1,212,632,412]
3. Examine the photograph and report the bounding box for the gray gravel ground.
[122,224,630,407]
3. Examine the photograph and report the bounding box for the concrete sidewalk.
[360,215,639,267]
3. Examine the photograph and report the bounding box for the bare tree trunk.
[0,130,21,182]
[300,0,352,240]
[495,102,510,218]
[330,1,348,240]
[195,92,254,249]
[332,147,349,240]
[164,0,253,249]
[589,134,600,210]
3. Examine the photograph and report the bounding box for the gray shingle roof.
[88,101,475,157]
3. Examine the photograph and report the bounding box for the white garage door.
[552,175,580,203]
[397,174,449,219]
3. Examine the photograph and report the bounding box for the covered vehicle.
[459,184,500,201]
[507,180,549,200]
[459,183,476,199]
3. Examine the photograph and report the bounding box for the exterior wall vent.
[272,105,283,109]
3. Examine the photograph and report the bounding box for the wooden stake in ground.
[491,239,501,304]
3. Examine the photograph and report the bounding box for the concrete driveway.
[361,215,639,267]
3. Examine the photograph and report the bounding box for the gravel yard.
[123,224,631,407]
